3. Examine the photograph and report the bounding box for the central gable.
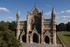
[30,5,41,14]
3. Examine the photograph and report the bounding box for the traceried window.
[33,16,39,23]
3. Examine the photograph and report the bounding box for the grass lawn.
[57,31,70,47]
[56,36,61,44]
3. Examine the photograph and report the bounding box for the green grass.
[63,32,70,43]
[56,36,61,44]
[57,31,70,47]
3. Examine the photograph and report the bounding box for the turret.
[51,7,56,21]
[16,10,20,21]
[51,7,56,15]
[16,10,20,39]
[51,7,56,44]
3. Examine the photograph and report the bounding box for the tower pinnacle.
[51,6,56,16]
[17,10,20,16]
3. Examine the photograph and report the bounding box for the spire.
[51,6,56,15]
[17,9,20,16]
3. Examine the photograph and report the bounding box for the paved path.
[57,44,63,47]
[22,43,58,47]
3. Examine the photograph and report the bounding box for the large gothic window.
[33,16,39,23]
[31,16,40,30]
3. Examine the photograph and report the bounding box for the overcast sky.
[0,0,70,24]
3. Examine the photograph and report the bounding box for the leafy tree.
[0,21,9,31]
[9,21,16,31]
[57,23,66,31]
[66,22,70,31]
[0,30,21,47]
[0,21,21,47]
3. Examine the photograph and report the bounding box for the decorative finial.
[34,2,36,6]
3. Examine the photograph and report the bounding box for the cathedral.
[16,5,56,44]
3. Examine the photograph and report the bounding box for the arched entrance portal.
[45,36,49,44]
[22,35,26,43]
[33,33,38,43]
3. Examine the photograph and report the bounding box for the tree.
[9,21,16,31]
[66,22,70,31]
[0,30,21,47]
[0,21,9,31]
[57,23,66,31]
[0,21,21,47]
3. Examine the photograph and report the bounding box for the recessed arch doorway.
[44,36,49,44]
[22,35,26,43]
[33,33,39,43]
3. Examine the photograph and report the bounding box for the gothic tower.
[16,10,20,40]
[51,7,56,44]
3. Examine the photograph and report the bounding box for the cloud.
[7,17,13,19]
[44,11,57,16]
[46,4,51,8]
[60,11,64,13]
[44,11,51,15]
[5,16,15,22]
[57,11,64,14]
[0,7,10,12]
[65,10,70,13]
[44,10,64,16]
[56,16,70,20]
[44,10,70,16]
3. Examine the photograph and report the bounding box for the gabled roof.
[30,5,41,13]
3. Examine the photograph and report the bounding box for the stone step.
[22,43,58,47]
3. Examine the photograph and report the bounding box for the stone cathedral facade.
[16,5,56,44]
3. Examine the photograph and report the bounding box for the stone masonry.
[16,5,56,44]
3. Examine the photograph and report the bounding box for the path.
[22,43,58,47]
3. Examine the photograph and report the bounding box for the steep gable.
[30,5,41,14]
